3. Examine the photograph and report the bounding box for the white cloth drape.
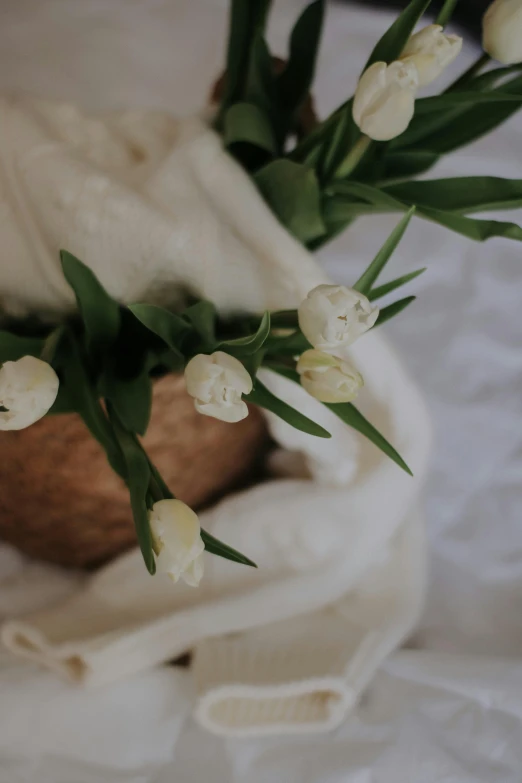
[0,99,324,317]
[0,99,431,735]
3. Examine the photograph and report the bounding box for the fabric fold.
[0,102,431,736]
[192,507,426,736]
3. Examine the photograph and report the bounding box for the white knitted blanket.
[0,97,431,736]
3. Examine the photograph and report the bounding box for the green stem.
[148,472,164,503]
[40,324,66,364]
[446,52,491,92]
[334,135,372,180]
[269,310,299,329]
[435,0,459,27]
[147,457,174,501]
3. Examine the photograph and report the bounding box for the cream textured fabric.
[0,101,431,736]
[0,97,323,317]
[192,507,426,736]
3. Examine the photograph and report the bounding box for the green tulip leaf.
[365,0,432,69]
[374,295,416,326]
[60,251,121,356]
[277,0,325,116]
[385,177,522,214]
[100,366,152,437]
[60,331,126,478]
[181,300,218,351]
[217,0,272,118]
[332,180,522,244]
[246,377,331,438]
[404,72,522,154]
[436,0,459,26]
[368,268,426,301]
[219,311,271,356]
[200,529,257,568]
[353,207,415,296]
[255,159,326,243]
[380,150,440,181]
[327,401,413,475]
[128,303,189,359]
[108,409,155,574]
[0,332,44,364]
[245,32,277,118]
[224,102,277,153]
[267,363,411,474]
[415,92,522,112]
[264,329,311,357]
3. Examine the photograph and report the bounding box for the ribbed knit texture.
[192,510,426,736]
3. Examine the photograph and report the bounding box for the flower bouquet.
[1,0,522,585]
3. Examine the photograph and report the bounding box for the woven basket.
[0,374,268,568]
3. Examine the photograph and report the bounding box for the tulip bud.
[149,499,205,586]
[401,24,463,86]
[483,0,522,64]
[352,60,418,141]
[298,284,379,353]
[297,349,364,403]
[184,351,253,423]
[0,355,59,431]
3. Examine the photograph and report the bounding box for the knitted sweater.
[0,103,431,736]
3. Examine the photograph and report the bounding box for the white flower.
[298,284,379,353]
[184,351,253,423]
[483,0,522,64]
[352,60,419,141]
[400,24,463,86]
[297,349,364,403]
[149,499,205,586]
[0,355,59,430]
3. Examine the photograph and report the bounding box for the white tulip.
[184,351,253,423]
[0,355,59,431]
[352,60,419,141]
[298,284,379,353]
[149,499,205,586]
[401,25,463,86]
[483,0,522,64]
[297,349,364,403]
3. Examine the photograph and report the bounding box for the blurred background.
[357,0,490,38]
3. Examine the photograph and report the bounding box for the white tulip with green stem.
[219,0,522,250]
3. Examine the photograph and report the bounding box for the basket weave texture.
[0,374,268,568]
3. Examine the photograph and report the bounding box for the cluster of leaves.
[0,253,260,574]
[0,212,417,573]
[218,0,522,250]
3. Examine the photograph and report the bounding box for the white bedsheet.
[1,0,522,780]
